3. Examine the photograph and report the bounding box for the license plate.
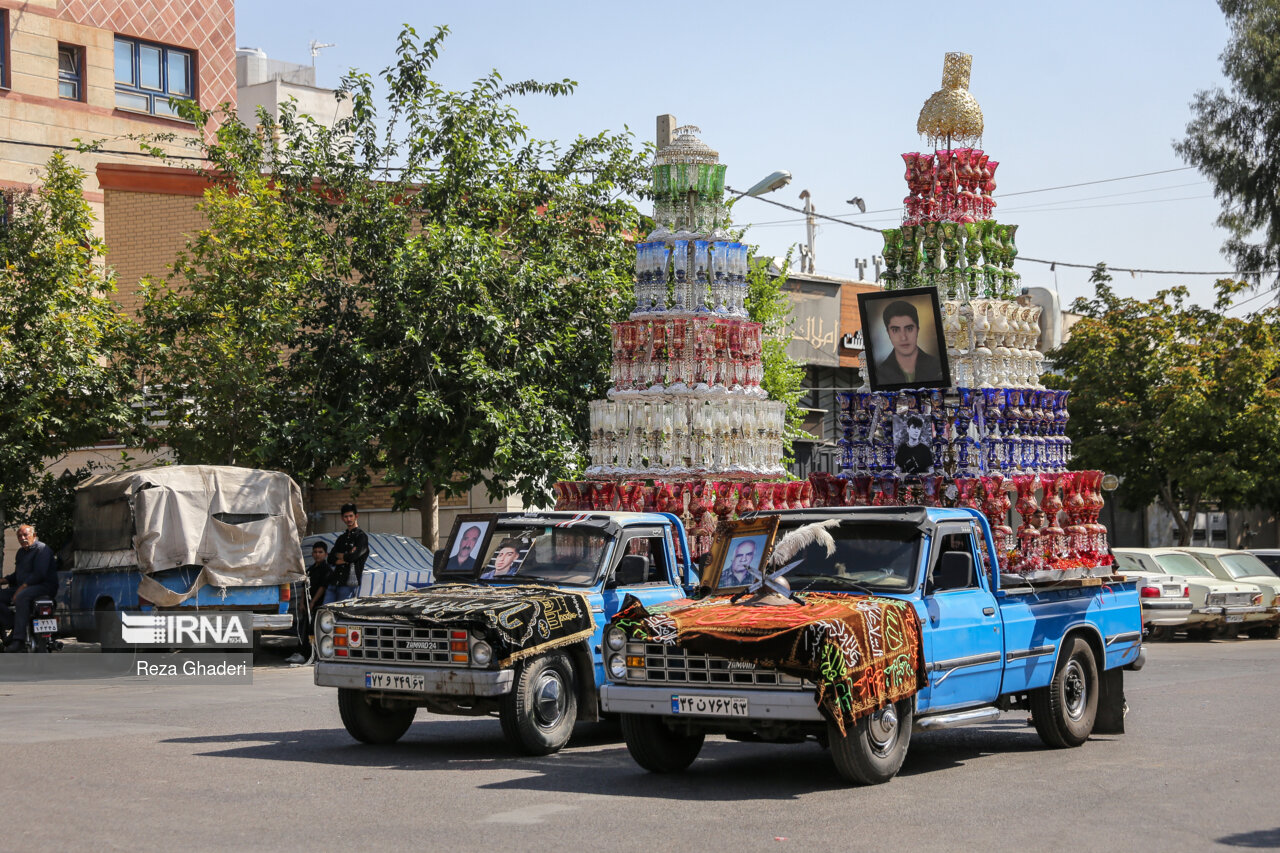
[32,618,57,634]
[365,672,426,692]
[670,694,749,717]
[1225,615,1244,623]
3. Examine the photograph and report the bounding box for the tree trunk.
[419,480,440,551]
[1159,483,1199,547]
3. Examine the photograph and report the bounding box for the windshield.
[781,522,920,593]
[1219,553,1278,579]
[1154,553,1209,576]
[472,525,611,587]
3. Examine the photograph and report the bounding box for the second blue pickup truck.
[313,511,694,755]
[600,506,1145,784]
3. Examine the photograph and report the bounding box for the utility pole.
[799,189,816,274]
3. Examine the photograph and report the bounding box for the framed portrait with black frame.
[857,286,952,392]
[699,516,781,594]
[438,513,496,578]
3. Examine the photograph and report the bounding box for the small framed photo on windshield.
[701,516,780,593]
[440,514,495,577]
[857,286,951,392]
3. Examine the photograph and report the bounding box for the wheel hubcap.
[867,704,899,753]
[1063,660,1087,721]
[532,671,566,729]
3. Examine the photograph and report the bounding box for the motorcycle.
[3,598,63,653]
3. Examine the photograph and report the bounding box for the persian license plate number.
[671,694,749,717]
[365,672,426,692]
[1225,615,1244,623]
[32,618,57,633]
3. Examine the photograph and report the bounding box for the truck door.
[921,524,1004,710]
[601,529,682,618]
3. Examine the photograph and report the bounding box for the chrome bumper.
[314,661,514,696]
[600,683,823,722]
[253,613,294,630]
[1141,600,1193,627]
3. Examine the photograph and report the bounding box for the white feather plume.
[767,519,840,568]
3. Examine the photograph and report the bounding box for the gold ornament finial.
[917,52,983,148]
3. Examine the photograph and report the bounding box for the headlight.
[605,626,626,651]
[318,636,334,658]
[608,654,626,680]
[317,611,335,633]
[471,640,493,666]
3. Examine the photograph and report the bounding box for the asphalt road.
[1,637,1277,852]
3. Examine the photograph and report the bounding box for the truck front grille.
[341,623,469,666]
[624,642,806,689]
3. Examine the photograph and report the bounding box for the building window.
[58,44,84,100]
[114,35,193,117]
[1,10,9,89]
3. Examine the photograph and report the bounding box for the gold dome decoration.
[917,52,984,148]
[655,125,720,166]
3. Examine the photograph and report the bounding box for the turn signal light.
[1184,588,1190,597]
[451,653,468,663]
[280,584,291,602]
[1139,586,1161,598]
[1253,593,1264,605]
[450,630,467,640]
[334,635,348,648]
[626,656,645,668]
[450,641,467,652]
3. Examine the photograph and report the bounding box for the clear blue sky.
[237,0,1243,311]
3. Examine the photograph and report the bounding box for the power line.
[1000,166,1198,198]
[1,137,209,161]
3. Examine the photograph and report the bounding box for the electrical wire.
[1,137,209,161]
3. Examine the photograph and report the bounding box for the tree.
[1175,0,1280,282]
[1046,264,1280,545]
[154,26,651,547]
[0,153,133,559]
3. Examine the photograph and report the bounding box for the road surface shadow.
[1216,827,1280,848]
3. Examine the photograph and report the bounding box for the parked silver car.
[1112,548,1264,640]
[1178,548,1280,639]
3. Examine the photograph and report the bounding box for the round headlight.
[472,640,493,666]
[608,654,627,680]
[605,626,626,651]
[317,611,335,633]
[318,636,334,658]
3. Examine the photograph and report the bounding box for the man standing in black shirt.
[329,503,369,602]
[289,542,334,664]
[1,525,59,652]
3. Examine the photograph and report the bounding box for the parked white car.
[1112,548,1265,640]
[1178,548,1280,639]
[1247,549,1280,576]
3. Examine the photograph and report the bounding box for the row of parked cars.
[1112,547,1280,640]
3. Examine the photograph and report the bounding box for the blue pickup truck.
[313,510,695,755]
[600,506,1145,784]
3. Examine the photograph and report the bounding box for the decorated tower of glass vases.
[554,126,802,558]
[821,53,1113,580]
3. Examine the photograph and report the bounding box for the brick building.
[0,0,235,223]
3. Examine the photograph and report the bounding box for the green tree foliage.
[0,153,133,554]
[1175,0,1280,280]
[744,251,805,468]
[1047,264,1280,545]
[144,26,650,546]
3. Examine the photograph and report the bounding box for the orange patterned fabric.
[613,592,925,733]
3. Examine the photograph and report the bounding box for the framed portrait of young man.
[856,286,952,392]
[699,516,781,593]
[439,514,496,578]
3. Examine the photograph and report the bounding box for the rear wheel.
[828,700,913,785]
[1030,637,1098,748]
[337,688,416,744]
[621,714,705,773]
[499,652,578,755]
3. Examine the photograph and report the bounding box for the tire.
[620,713,705,773]
[1146,626,1167,641]
[337,688,416,745]
[1030,636,1098,748]
[499,652,578,755]
[828,699,913,785]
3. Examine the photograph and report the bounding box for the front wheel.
[499,652,578,755]
[337,688,416,744]
[828,700,913,785]
[1030,636,1098,748]
[621,714,705,773]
